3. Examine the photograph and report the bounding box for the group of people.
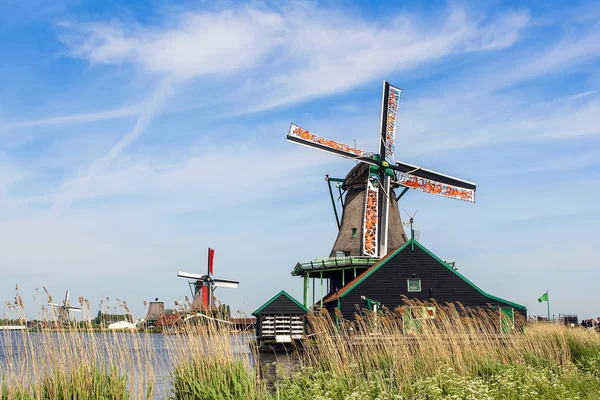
[581,318,600,329]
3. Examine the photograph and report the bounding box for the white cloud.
[62,8,286,77]
[60,4,529,110]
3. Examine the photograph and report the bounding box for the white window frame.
[407,278,422,292]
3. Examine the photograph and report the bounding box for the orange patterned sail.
[288,124,372,159]
[362,178,379,257]
[395,172,475,203]
[382,83,402,160]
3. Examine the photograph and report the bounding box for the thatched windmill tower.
[145,298,165,327]
[329,162,407,257]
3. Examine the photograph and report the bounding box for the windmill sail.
[212,278,239,289]
[177,271,206,280]
[287,124,372,160]
[380,81,402,161]
[393,162,476,203]
[362,178,379,257]
[208,248,215,275]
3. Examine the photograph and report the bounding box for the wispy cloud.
[59,4,530,112]
[50,77,176,212]
[1,104,141,131]
[2,1,600,318]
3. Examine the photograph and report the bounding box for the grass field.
[2,296,600,399]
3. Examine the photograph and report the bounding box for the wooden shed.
[319,239,526,326]
[252,291,309,346]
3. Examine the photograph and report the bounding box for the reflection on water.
[0,332,299,398]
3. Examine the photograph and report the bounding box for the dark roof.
[252,290,309,316]
[322,239,526,311]
[154,314,182,327]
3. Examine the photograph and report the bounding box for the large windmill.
[177,248,239,312]
[288,81,476,259]
[48,290,82,325]
[288,81,477,307]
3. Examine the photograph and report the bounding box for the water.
[0,331,296,398]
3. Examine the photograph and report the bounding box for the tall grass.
[272,300,600,399]
[166,320,263,399]
[1,291,155,399]
[3,292,600,399]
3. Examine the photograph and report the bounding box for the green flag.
[538,292,548,303]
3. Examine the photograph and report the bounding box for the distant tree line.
[93,311,133,326]
[0,318,25,325]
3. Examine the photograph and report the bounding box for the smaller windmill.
[177,248,239,312]
[48,290,82,325]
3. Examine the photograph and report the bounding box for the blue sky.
[1,0,599,321]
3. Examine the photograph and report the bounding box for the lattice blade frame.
[212,279,239,289]
[380,81,402,161]
[177,271,206,280]
[362,177,379,257]
[395,172,475,202]
[287,124,372,159]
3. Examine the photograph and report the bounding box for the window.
[407,278,421,292]
[351,228,357,239]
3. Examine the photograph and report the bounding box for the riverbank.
[2,304,600,399]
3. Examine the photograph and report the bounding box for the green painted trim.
[326,177,345,183]
[303,273,309,308]
[320,271,323,307]
[300,266,370,277]
[339,239,526,311]
[252,290,309,316]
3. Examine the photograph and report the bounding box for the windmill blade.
[48,303,62,308]
[211,278,239,289]
[379,81,402,162]
[287,124,373,160]
[68,307,82,312]
[64,290,70,303]
[177,271,206,280]
[391,161,476,203]
[362,177,379,257]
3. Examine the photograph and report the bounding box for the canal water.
[0,331,297,398]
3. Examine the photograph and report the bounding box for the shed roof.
[322,239,526,311]
[252,290,309,316]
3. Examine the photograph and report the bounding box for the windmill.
[177,248,239,312]
[48,290,82,325]
[287,81,476,259]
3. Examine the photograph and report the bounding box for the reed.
[1,291,155,399]
[272,300,600,399]
[3,291,600,399]
[165,317,264,399]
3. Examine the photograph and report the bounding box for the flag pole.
[546,290,550,321]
